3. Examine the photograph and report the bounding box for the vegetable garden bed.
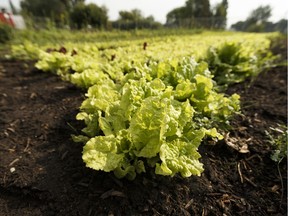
[0,33,286,215]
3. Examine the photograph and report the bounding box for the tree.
[69,3,87,29]
[58,0,85,13]
[119,11,135,21]
[194,0,212,27]
[212,0,228,29]
[113,9,161,30]
[70,3,108,29]
[166,7,186,27]
[231,5,274,32]
[166,0,213,28]
[119,9,143,22]
[247,5,272,24]
[231,21,247,31]
[20,0,69,26]
[20,0,86,27]
[273,19,287,34]
[21,0,64,17]
[190,0,211,18]
[86,3,108,29]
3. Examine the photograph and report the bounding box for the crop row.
[9,31,278,180]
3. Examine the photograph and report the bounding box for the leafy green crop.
[7,30,278,180]
[74,58,240,180]
[204,41,276,89]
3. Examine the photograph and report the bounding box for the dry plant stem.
[277,159,284,209]
[237,162,244,183]
[243,176,257,187]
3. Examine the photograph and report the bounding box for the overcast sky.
[1,0,287,27]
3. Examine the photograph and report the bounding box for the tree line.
[14,0,287,32]
[13,0,227,30]
[17,0,161,30]
[231,5,287,34]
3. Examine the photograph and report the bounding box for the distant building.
[0,8,25,29]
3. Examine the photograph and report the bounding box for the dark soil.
[0,41,287,216]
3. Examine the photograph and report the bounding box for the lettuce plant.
[204,41,275,88]
[75,58,240,180]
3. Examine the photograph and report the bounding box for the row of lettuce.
[9,32,278,180]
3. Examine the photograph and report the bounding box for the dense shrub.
[0,23,13,43]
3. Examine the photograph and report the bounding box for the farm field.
[0,30,287,215]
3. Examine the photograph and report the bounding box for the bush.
[0,23,13,43]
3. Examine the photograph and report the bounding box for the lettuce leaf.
[156,139,204,177]
[83,135,124,172]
